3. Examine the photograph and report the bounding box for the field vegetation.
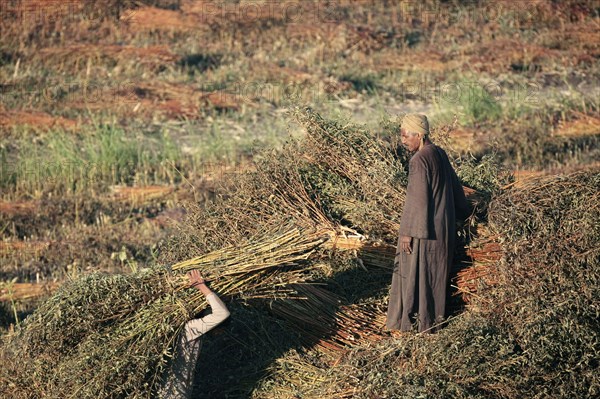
[0,1,598,398]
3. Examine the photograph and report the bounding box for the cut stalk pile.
[0,108,419,398]
[3,108,592,399]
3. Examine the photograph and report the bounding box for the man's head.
[400,113,430,152]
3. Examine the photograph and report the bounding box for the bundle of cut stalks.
[270,285,388,352]
[0,281,59,302]
[454,230,502,303]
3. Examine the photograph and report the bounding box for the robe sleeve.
[184,293,230,342]
[399,155,432,239]
[451,167,470,220]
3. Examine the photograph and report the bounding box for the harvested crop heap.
[0,229,333,398]
[2,108,596,399]
[0,108,415,398]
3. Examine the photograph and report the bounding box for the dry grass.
[110,184,174,203]
[0,281,58,302]
[0,240,52,256]
[466,39,561,73]
[371,48,458,73]
[509,161,600,188]
[122,6,205,34]
[36,44,180,73]
[555,112,600,139]
[60,80,243,118]
[0,109,79,131]
[0,200,39,216]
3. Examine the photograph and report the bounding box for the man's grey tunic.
[387,144,467,332]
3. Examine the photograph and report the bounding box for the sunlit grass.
[1,124,184,197]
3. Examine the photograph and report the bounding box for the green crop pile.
[1,109,596,399]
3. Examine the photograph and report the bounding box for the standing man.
[386,114,468,333]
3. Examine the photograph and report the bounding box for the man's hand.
[188,270,212,296]
[188,269,204,286]
[400,236,413,254]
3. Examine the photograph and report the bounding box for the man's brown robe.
[386,143,468,332]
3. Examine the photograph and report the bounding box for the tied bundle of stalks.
[270,284,388,352]
[160,107,411,265]
[454,231,502,303]
[0,227,330,399]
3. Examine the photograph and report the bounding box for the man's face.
[400,129,421,152]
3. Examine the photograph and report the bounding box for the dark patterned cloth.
[159,293,230,398]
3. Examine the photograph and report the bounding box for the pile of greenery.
[0,108,525,399]
[0,229,329,398]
